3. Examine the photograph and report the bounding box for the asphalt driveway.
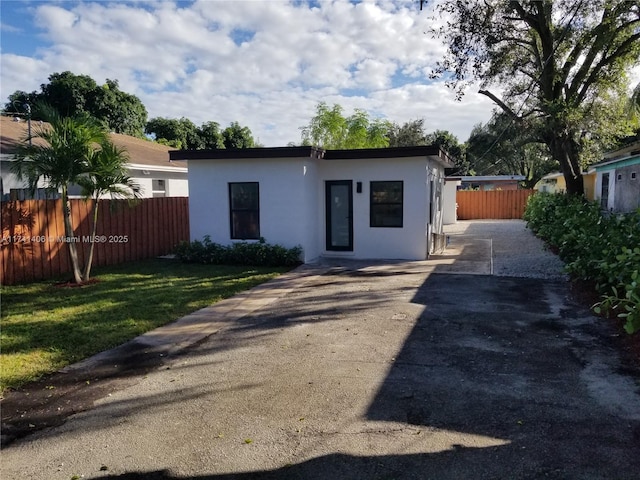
[2,221,639,479]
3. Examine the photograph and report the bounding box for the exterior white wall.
[443,179,460,225]
[316,157,430,260]
[167,178,189,197]
[301,159,320,262]
[188,158,313,260]
[189,155,444,263]
[127,168,188,198]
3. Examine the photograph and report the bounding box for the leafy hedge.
[524,193,640,334]
[174,236,303,267]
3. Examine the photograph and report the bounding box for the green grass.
[0,258,289,393]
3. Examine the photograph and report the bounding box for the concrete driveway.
[2,221,639,479]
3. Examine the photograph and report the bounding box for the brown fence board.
[456,189,534,220]
[1,197,189,285]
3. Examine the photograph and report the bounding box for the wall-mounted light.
[356,182,362,193]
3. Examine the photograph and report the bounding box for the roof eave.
[169,146,321,161]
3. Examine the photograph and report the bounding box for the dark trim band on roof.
[324,146,440,159]
[169,146,322,161]
[169,145,455,167]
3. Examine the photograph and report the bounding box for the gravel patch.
[444,219,568,280]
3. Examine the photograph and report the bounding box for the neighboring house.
[447,175,525,191]
[170,145,454,263]
[592,141,640,213]
[0,115,188,200]
[536,171,597,200]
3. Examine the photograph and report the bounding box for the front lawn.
[0,259,289,393]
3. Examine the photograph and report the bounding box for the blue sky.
[0,0,498,146]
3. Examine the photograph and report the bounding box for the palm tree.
[12,104,108,283]
[77,140,141,281]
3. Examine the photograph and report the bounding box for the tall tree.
[223,121,256,149]
[301,102,391,149]
[430,1,640,195]
[466,112,557,187]
[387,119,428,147]
[86,79,148,137]
[77,141,141,281]
[4,90,39,117]
[146,118,247,149]
[424,130,467,171]
[145,117,198,149]
[39,71,97,117]
[4,72,148,137]
[11,105,108,284]
[199,121,225,149]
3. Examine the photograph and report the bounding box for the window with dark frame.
[229,182,260,239]
[152,179,166,198]
[370,181,403,228]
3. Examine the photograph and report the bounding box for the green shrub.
[524,193,640,334]
[594,250,640,334]
[174,236,303,267]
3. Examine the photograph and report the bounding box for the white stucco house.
[169,145,454,263]
[0,115,188,200]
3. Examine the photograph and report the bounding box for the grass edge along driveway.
[0,259,289,394]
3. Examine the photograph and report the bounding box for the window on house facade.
[152,179,166,198]
[370,181,403,228]
[229,182,260,239]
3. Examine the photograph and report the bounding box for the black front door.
[326,180,353,251]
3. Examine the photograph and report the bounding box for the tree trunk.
[62,186,83,283]
[549,133,585,196]
[82,197,99,282]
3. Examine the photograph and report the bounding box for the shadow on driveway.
[2,227,640,479]
[90,272,640,479]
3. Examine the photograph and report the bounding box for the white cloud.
[0,54,50,94]
[0,0,495,146]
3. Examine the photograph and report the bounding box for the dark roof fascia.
[169,144,455,167]
[169,146,321,161]
[324,145,455,168]
[324,145,437,159]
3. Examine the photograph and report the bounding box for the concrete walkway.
[2,221,639,479]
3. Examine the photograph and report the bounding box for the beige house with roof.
[0,115,188,200]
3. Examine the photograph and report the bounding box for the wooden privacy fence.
[456,189,535,220]
[1,197,189,285]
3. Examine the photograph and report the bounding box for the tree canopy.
[425,130,466,168]
[4,72,148,137]
[301,102,391,149]
[466,111,557,188]
[430,0,640,195]
[387,119,429,147]
[222,121,256,149]
[145,118,256,149]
